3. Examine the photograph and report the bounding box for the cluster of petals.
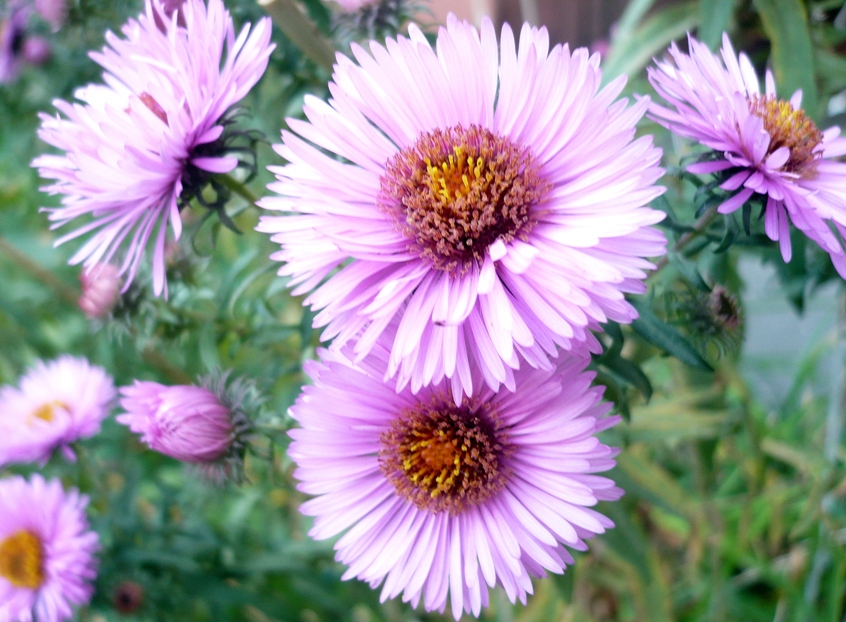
[649,33,846,276]
[258,15,666,402]
[117,380,233,464]
[289,334,622,619]
[78,262,122,318]
[33,0,274,296]
[0,356,116,467]
[0,474,99,622]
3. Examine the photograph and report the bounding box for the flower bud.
[78,264,122,319]
[22,37,50,65]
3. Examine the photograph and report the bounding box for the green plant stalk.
[219,174,261,207]
[258,0,336,73]
[0,236,80,305]
[652,205,720,274]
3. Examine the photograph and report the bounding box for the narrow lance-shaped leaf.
[630,299,714,371]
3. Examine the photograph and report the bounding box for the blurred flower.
[289,336,622,619]
[34,0,66,31]
[113,581,144,615]
[33,0,274,297]
[78,263,122,319]
[22,36,50,65]
[0,356,116,467]
[117,373,255,484]
[334,0,377,10]
[0,2,29,83]
[649,34,846,277]
[258,16,666,403]
[0,475,99,622]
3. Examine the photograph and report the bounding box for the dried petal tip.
[116,371,258,485]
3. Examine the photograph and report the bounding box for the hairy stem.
[219,174,261,207]
[258,0,336,73]
[652,205,720,273]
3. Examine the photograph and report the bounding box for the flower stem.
[219,175,260,207]
[652,205,720,273]
[258,0,336,73]
[0,236,79,305]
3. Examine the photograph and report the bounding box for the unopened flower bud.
[117,373,256,484]
[22,37,50,64]
[78,264,122,319]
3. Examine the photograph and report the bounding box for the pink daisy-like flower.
[649,33,846,276]
[289,336,622,619]
[258,16,666,402]
[0,475,99,622]
[0,356,116,467]
[32,0,274,296]
[117,375,254,484]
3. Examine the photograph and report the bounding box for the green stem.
[219,174,260,207]
[0,236,79,305]
[258,0,336,73]
[652,205,720,274]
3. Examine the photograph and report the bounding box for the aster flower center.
[30,400,68,424]
[379,399,511,514]
[0,530,45,589]
[748,95,822,174]
[379,125,550,272]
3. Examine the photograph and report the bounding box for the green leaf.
[630,299,714,371]
[603,355,654,402]
[668,253,710,292]
[698,0,736,49]
[603,1,699,82]
[752,0,818,119]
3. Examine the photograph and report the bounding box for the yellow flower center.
[0,530,45,589]
[30,401,67,425]
[748,95,822,175]
[379,399,510,514]
[379,124,550,273]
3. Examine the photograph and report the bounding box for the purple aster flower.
[0,475,99,622]
[117,374,255,484]
[0,356,116,467]
[34,0,67,31]
[289,336,622,619]
[258,16,666,401]
[649,33,846,276]
[32,0,274,297]
[0,2,29,84]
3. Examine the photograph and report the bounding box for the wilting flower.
[0,475,99,622]
[117,374,255,484]
[78,263,122,318]
[33,0,274,297]
[0,356,116,467]
[258,16,666,401]
[289,336,622,619]
[649,33,846,276]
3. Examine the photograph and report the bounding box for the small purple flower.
[33,0,274,296]
[649,33,846,276]
[0,475,99,622]
[289,335,622,619]
[34,0,67,31]
[0,2,29,84]
[258,16,666,402]
[78,263,122,318]
[117,375,254,484]
[0,356,116,467]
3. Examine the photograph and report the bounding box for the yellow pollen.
[30,401,67,425]
[748,95,822,175]
[0,530,45,590]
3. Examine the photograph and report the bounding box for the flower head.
[78,263,122,318]
[34,0,67,31]
[289,336,622,619]
[33,0,274,296]
[649,33,846,276]
[0,356,116,467]
[117,373,255,484]
[0,2,29,83]
[258,16,666,402]
[0,475,99,622]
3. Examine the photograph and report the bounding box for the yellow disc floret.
[0,530,45,590]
